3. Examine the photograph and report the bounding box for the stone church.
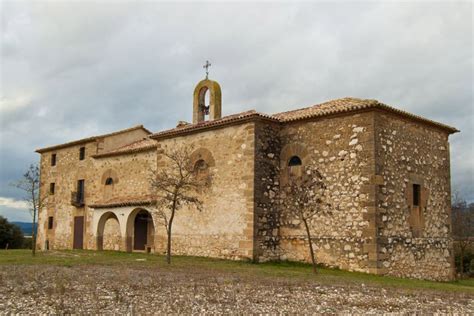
[36,75,458,281]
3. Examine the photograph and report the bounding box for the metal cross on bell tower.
[203,60,211,79]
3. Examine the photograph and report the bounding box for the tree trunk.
[32,208,37,256]
[303,218,317,274]
[460,242,465,277]
[166,209,175,264]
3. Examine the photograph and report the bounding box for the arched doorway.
[97,212,122,251]
[126,209,155,252]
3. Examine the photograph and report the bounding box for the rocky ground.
[1,264,473,314]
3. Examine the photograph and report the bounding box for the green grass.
[1,249,473,293]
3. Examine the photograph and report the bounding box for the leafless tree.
[452,192,474,276]
[149,146,211,264]
[280,166,330,273]
[12,163,44,256]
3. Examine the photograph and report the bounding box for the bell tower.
[193,61,222,124]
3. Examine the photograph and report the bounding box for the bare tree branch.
[452,191,474,277]
[149,146,211,264]
[280,166,330,273]
[11,163,47,256]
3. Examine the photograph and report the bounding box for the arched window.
[288,155,302,178]
[288,156,302,166]
[194,159,208,177]
[105,177,114,185]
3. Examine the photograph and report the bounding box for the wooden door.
[133,213,148,250]
[73,216,84,249]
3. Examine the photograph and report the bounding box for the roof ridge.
[271,97,375,118]
[111,136,154,151]
[150,110,277,139]
[272,97,457,133]
[36,124,152,153]
[92,137,157,158]
[93,124,152,139]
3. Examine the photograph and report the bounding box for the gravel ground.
[0,265,472,314]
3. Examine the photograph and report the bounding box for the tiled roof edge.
[276,101,459,134]
[92,144,157,158]
[375,103,459,134]
[36,125,152,153]
[150,112,278,140]
[89,198,156,209]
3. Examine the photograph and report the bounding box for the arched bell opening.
[198,87,211,121]
[193,79,222,123]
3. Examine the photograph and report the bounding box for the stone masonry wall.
[102,217,121,251]
[375,112,455,280]
[37,131,150,251]
[86,150,157,250]
[154,122,256,260]
[36,108,455,281]
[38,141,98,250]
[277,112,377,273]
[253,120,282,261]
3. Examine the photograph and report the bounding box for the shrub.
[0,216,25,249]
[454,249,474,275]
[22,237,33,249]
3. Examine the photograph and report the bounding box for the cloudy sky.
[0,1,472,222]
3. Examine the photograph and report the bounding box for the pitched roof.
[36,125,152,153]
[272,97,458,133]
[150,110,277,140]
[272,97,377,121]
[89,196,156,209]
[36,98,457,154]
[92,137,157,158]
[150,98,458,139]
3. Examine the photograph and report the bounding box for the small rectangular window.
[413,184,421,206]
[49,183,55,195]
[79,147,85,160]
[51,154,57,166]
[48,216,54,229]
[77,179,85,204]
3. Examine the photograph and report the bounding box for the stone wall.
[253,120,281,261]
[37,140,97,250]
[87,149,156,250]
[375,112,455,280]
[37,130,150,251]
[102,216,121,251]
[153,122,256,260]
[98,129,148,154]
[36,108,456,281]
[277,112,377,273]
[90,151,156,205]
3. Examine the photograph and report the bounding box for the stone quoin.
[35,75,458,281]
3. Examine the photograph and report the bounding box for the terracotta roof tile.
[92,138,157,158]
[272,97,458,133]
[37,98,458,155]
[36,125,152,153]
[272,97,378,121]
[89,196,156,209]
[150,110,277,139]
[150,98,457,138]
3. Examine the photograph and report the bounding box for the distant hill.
[11,222,36,237]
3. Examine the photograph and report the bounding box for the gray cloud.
[1,1,472,218]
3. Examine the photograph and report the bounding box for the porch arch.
[125,208,155,252]
[97,212,122,251]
